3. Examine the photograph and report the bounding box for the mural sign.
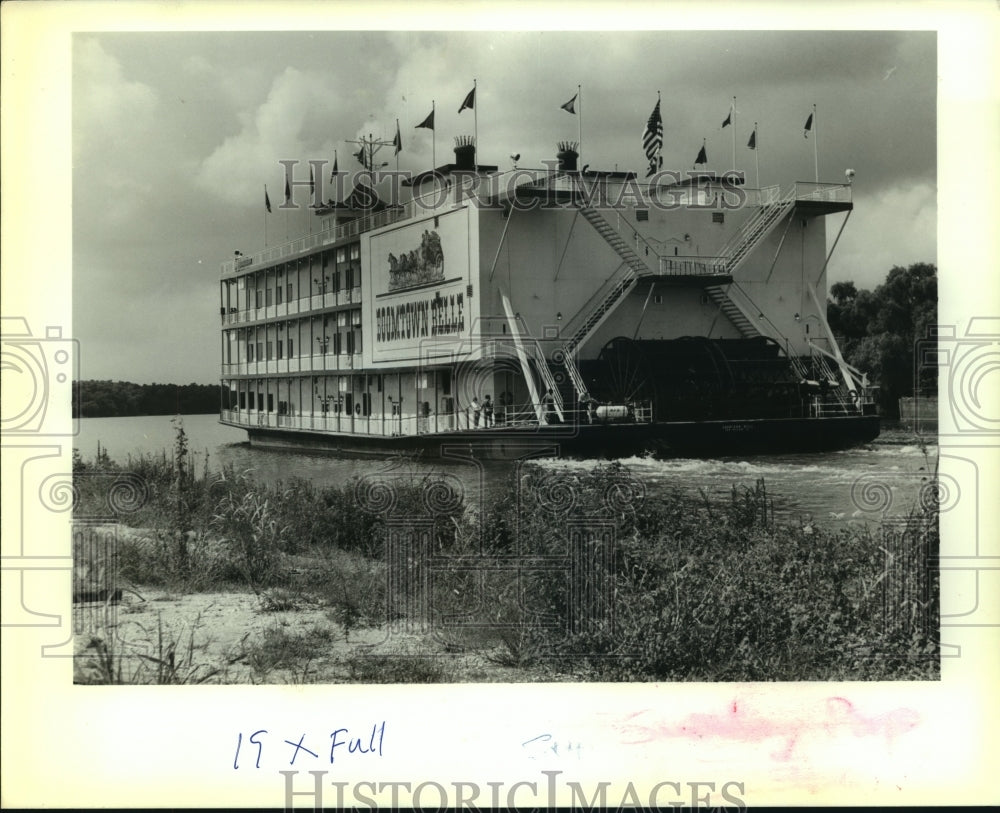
[365,209,473,364]
[387,230,444,291]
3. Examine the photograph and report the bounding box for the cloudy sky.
[69,26,940,385]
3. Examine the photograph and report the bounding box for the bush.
[344,653,445,683]
[211,487,287,593]
[477,462,939,681]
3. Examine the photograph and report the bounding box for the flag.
[458,86,475,113]
[642,98,663,169]
[284,175,291,203]
[695,144,708,165]
[329,154,338,183]
[393,120,402,155]
[561,93,577,114]
[804,112,813,137]
[415,109,435,130]
[265,187,271,213]
[354,147,368,169]
[309,164,315,196]
[722,107,732,128]
[747,129,756,150]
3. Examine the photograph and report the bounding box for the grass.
[73,430,939,683]
[75,611,223,685]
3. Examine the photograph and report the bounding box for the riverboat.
[218,137,879,458]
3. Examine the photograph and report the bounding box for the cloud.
[74,38,163,231]
[827,182,937,289]
[196,67,352,205]
[74,37,158,158]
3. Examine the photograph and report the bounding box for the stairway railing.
[717,187,797,275]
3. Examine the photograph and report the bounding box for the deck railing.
[657,256,728,276]
[794,182,852,204]
[220,396,655,436]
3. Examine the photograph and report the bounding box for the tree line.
[73,381,224,418]
[826,262,936,418]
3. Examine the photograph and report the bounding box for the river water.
[76,414,937,529]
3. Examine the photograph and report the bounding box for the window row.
[222,311,364,363]
[220,243,361,312]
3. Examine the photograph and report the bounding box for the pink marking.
[615,697,920,761]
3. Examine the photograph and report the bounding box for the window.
[256,290,263,308]
[266,287,273,307]
[440,369,452,395]
[247,342,255,362]
[266,341,273,360]
[636,209,649,222]
[288,338,294,357]
[239,391,246,409]
[256,342,263,361]
[276,285,283,305]
[277,340,283,359]
[248,391,255,410]
[653,294,663,305]
[712,212,725,224]
[345,333,355,354]
[267,394,274,412]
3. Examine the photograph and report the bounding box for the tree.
[828,263,937,418]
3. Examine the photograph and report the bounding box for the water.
[76,414,936,528]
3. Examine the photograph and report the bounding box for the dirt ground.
[72,582,563,685]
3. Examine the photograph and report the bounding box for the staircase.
[542,348,590,407]
[579,207,659,277]
[718,189,796,276]
[525,337,566,420]
[705,188,798,340]
[560,209,662,356]
[704,284,759,338]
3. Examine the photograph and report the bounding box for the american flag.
[642,98,663,174]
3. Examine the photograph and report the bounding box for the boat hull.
[233,415,880,460]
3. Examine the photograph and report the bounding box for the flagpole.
[812,104,819,182]
[264,184,268,247]
[473,79,478,168]
[754,122,760,190]
[732,96,737,172]
[432,100,436,171]
[395,118,400,174]
[577,84,583,168]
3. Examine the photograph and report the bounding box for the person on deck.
[482,395,494,428]
[469,396,481,428]
[541,389,557,424]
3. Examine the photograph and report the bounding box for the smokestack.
[454,136,476,170]
[556,141,579,171]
